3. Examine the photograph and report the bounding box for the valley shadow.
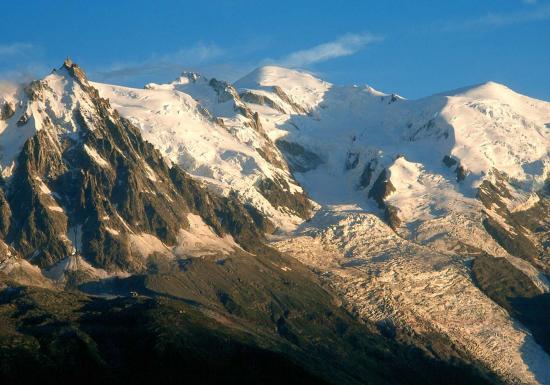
[513,293,550,356]
[471,255,550,382]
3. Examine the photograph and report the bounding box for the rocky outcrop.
[359,160,377,189]
[0,189,11,238]
[239,91,287,114]
[345,152,359,170]
[272,86,309,114]
[472,254,550,355]
[255,177,313,220]
[275,139,323,173]
[209,78,241,104]
[442,155,468,182]
[0,61,269,273]
[366,169,401,229]
[478,170,550,273]
[16,112,29,126]
[456,164,468,182]
[442,155,458,168]
[472,254,542,310]
[368,169,396,208]
[385,204,401,229]
[238,86,310,115]
[0,101,15,120]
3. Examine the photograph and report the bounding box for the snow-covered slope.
[236,68,550,254]
[234,65,331,112]
[93,72,313,231]
[233,66,550,384]
[2,62,550,384]
[0,61,274,288]
[274,208,550,385]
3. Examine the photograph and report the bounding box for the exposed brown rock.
[272,86,308,114]
[239,90,287,114]
[368,169,396,208]
[275,139,323,173]
[0,101,15,120]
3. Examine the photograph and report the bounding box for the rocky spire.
[63,56,73,67]
[62,57,88,83]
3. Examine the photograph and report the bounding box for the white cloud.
[158,43,224,64]
[272,33,382,68]
[93,34,383,85]
[483,5,550,25]
[94,42,224,82]
[0,43,46,84]
[444,4,550,30]
[0,80,19,94]
[0,43,34,57]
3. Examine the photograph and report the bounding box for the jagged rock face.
[275,139,323,173]
[442,155,469,182]
[0,101,15,120]
[255,177,312,219]
[368,169,396,208]
[239,90,288,114]
[366,169,400,229]
[97,71,313,230]
[345,152,359,170]
[477,171,549,273]
[0,62,265,273]
[272,86,309,114]
[358,160,377,189]
[0,63,549,385]
[443,155,458,168]
[472,254,550,355]
[0,190,10,238]
[208,78,241,105]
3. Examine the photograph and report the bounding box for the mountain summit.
[0,61,270,280]
[1,61,549,385]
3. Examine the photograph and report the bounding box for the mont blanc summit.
[1,60,549,385]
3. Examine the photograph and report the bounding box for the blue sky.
[0,0,549,100]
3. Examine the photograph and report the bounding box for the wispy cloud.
[160,43,225,64]
[482,5,550,26]
[0,79,20,95]
[94,42,225,82]
[0,43,46,85]
[0,43,34,57]
[270,33,382,68]
[444,4,550,30]
[93,33,382,85]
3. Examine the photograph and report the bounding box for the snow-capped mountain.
[93,65,550,383]
[93,71,313,232]
[1,61,549,385]
[232,68,550,384]
[0,59,269,284]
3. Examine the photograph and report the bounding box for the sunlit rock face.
[0,61,549,384]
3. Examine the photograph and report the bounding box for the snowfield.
[2,63,550,384]
[234,66,550,384]
[274,208,550,385]
[93,77,306,231]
